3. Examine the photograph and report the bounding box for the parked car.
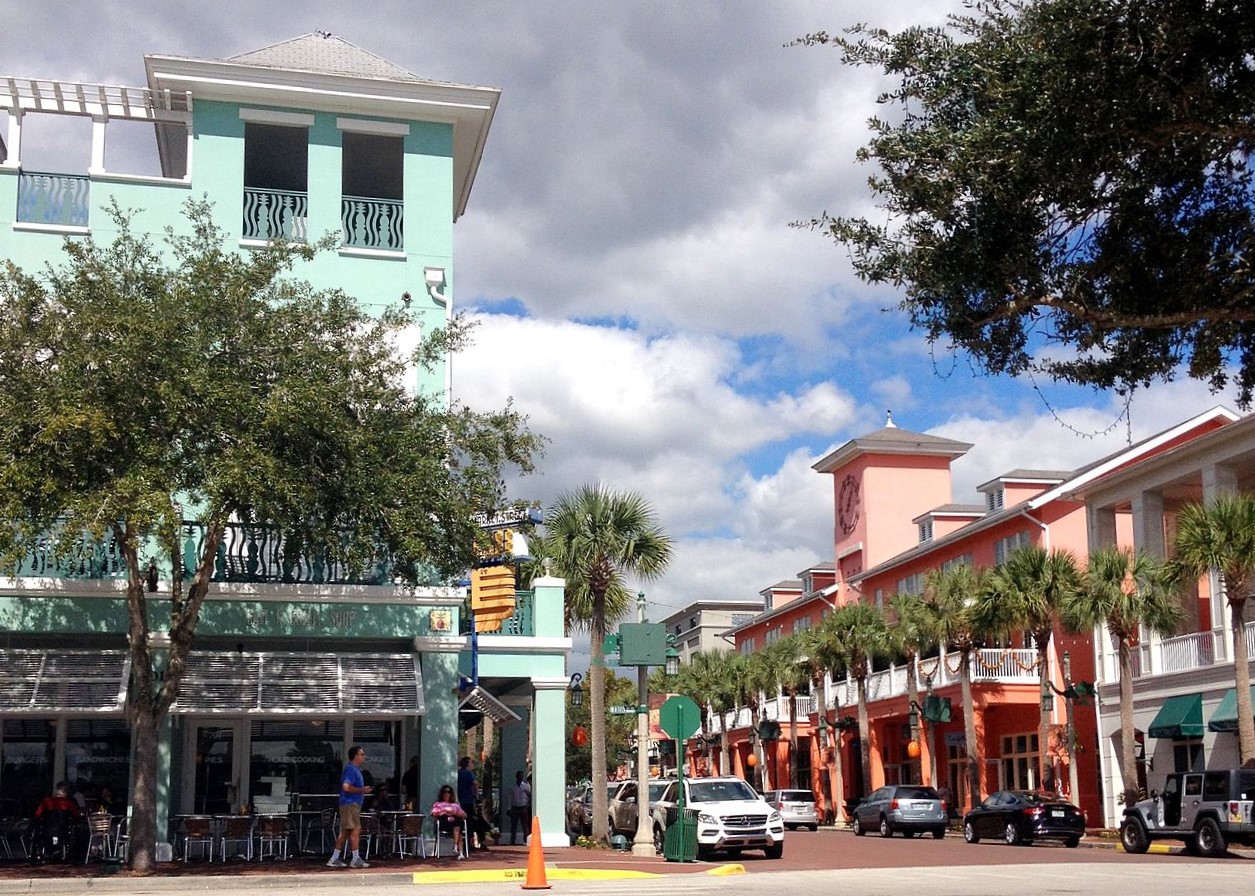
[1120,768,1255,857]
[852,785,947,838]
[762,789,820,831]
[651,776,784,859]
[566,781,618,836]
[608,779,669,836]
[963,790,1085,847]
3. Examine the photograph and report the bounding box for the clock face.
[838,474,861,534]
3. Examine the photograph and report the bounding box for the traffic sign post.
[659,695,701,862]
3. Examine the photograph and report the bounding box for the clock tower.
[813,412,972,603]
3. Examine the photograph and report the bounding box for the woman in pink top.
[431,785,467,858]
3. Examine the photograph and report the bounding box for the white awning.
[170,651,424,716]
[457,685,519,726]
[0,649,130,714]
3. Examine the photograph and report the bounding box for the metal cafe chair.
[255,814,289,861]
[179,815,215,862]
[431,814,467,858]
[302,807,337,854]
[394,813,427,859]
[218,814,255,862]
[359,812,381,860]
[84,812,114,864]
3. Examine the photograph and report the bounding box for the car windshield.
[648,782,667,801]
[689,780,757,802]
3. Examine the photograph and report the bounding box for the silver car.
[852,785,947,839]
[763,789,820,831]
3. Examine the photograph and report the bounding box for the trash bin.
[662,808,698,863]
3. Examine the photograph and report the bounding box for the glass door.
[190,722,245,815]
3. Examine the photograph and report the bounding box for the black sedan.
[962,790,1085,847]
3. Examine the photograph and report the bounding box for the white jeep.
[650,776,784,860]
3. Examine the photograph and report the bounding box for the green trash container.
[662,808,698,862]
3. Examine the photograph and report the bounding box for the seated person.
[94,785,125,816]
[430,785,467,858]
[33,781,82,862]
[370,781,396,813]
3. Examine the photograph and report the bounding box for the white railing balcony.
[972,648,1038,680]
[1159,630,1215,673]
[1246,620,1255,660]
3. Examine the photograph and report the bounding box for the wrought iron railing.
[341,196,403,251]
[10,520,398,586]
[17,171,90,226]
[242,188,308,242]
[457,591,535,637]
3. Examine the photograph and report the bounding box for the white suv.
[651,776,784,859]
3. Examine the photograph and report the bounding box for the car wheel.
[879,816,893,838]
[932,828,945,839]
[963,821,979,844]
[652,824,664,856]
[696,844,712,861]
[764,841,783,859]
[1119,819,1150,854]
[852,814,866,836]
[1003,821,1020,846]
[1195,817,1227,858]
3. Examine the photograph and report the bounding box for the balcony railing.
[17,172,89,226]
[1159,630,1215,673]
[242,188,308,242]
[458,591,535,638]
[341,196,403,251]
[12,519,404,586]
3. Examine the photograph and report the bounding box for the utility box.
[618,622,666,666]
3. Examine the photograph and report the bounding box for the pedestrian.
[431,784,468,860]
[326,746,372,869]
[507,770,531,844]
[457,756,492,850]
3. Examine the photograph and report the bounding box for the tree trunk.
[1118,638,1140,806]
[856,676,872,799]
[1037,639,1053,792]
[589,600,609,842]
[1230,595,1255,766]
[788,692,799,789]
[961,650,981,810]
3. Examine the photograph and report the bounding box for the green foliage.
[798,0,1255,404]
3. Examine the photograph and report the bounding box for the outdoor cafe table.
[378,810,410,856]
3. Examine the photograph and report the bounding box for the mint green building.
[0,34,572,852]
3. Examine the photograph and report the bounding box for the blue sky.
[5,0,1242,627]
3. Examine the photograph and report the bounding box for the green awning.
[1207,687,1255,733]
[1147,693,1204,738]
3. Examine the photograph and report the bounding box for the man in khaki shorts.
[327,746,372,868]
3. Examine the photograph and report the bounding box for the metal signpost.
[659,694,700,862]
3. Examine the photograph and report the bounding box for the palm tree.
[816,602,891,800]
[889,592,940,785]
[675,651,731,774]
[727,650,774,790]
[802,622,849,822]
[1172,494,1255,767]
[1062,546,1182,806]
[762,635,812,789]
[982,545,1083,791]
[539,484,672,842]
[926,562,992,810]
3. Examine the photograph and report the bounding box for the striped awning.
[0,649,130,714]
[169,651,424,716]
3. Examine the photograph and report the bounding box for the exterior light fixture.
[569,672,583,707]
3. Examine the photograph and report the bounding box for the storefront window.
[249,720,344,809]
[1000,732,1040,790]
[2,720,55,817]
[65,719,130,806]
[353,720,400,798]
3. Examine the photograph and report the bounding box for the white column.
[3,109,21,168]
[90,115,107,175]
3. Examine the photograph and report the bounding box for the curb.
[411,863,747,884]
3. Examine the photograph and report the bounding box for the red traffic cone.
[520,815,550,890]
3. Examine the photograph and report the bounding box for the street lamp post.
[633,592,653,857]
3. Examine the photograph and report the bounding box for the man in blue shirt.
[327,746,372,868]
[457,756,491,850]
